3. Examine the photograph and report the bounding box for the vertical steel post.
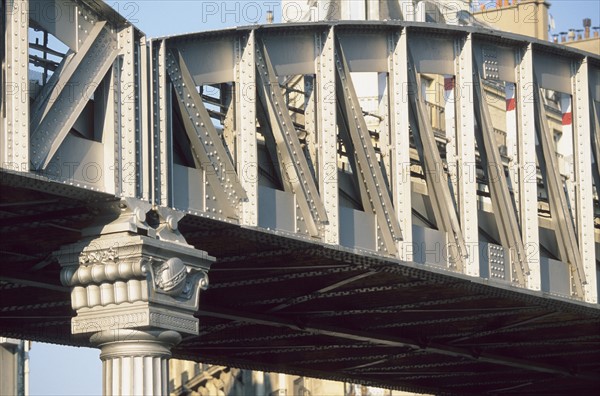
[236,31,258,226]
[118,25,139,198]
[316,27,339,244]
[390,28,412,260]
[151,40,170,206]
[572,57,597,303]
[454,33,479,276]
[139,36,152,202]
[516,44,540,291]
[3,0,29,169]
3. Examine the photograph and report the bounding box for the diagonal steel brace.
[166,48,247,219]
[406,50,467,271]
[532,76,586,299]
[334,38,403,255]
[255,37,328,237]
[472,63,530,286]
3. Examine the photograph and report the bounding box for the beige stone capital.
[56,232,214,336]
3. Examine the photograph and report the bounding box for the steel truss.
[2,4,599,300]
[2,2,600,394]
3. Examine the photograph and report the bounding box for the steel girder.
[196,305,598,381]
[2,0,30,166]
[50,20,600,301]
[3,3,600,302]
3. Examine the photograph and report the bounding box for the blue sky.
[110,0,600,39]
[29,1,599,395]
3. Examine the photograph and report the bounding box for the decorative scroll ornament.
[145,257,209,300]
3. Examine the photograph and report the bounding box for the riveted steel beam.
[593,95,600,189]
[316,27,339,245]
[473,57,530,287]
[334,36,402,256]
[572,57,597,304]
[389,29,413,260]
[255,37,329,237]
[166,48,247,219]
[406,46,466,272]
[197,306,598,380]
[151,40,170,206]
[255,92,285,189]
[0,0,4,164]
[138,36,152,202]
[0,275,69,293]
[30,21,118,170]
[115,25,142,198]
[29,21,97,123]
[2,0,30,167]
[304,298,530,320]
[432,316,600,341]
[515,44,540,291]
[237,279,441,307]
[454,33,479,277]
[448,312,557,345]
[267,271,376,313]
[532,75,586,300]
[29,0,96,52]
[236,31,258,226]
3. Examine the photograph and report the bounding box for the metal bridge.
[1,1,600,394]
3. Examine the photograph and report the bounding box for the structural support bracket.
[334,38,403,255]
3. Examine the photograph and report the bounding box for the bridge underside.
[2,175,599,396]
[2,4,600,392]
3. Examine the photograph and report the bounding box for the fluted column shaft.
[91,329,181,396]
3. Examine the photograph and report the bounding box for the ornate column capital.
[55,200,214,336]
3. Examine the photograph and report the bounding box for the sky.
[28,1,599,395]
[105,0,600,39]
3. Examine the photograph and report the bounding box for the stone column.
[92,329,180,395]
[56,201,213,395]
